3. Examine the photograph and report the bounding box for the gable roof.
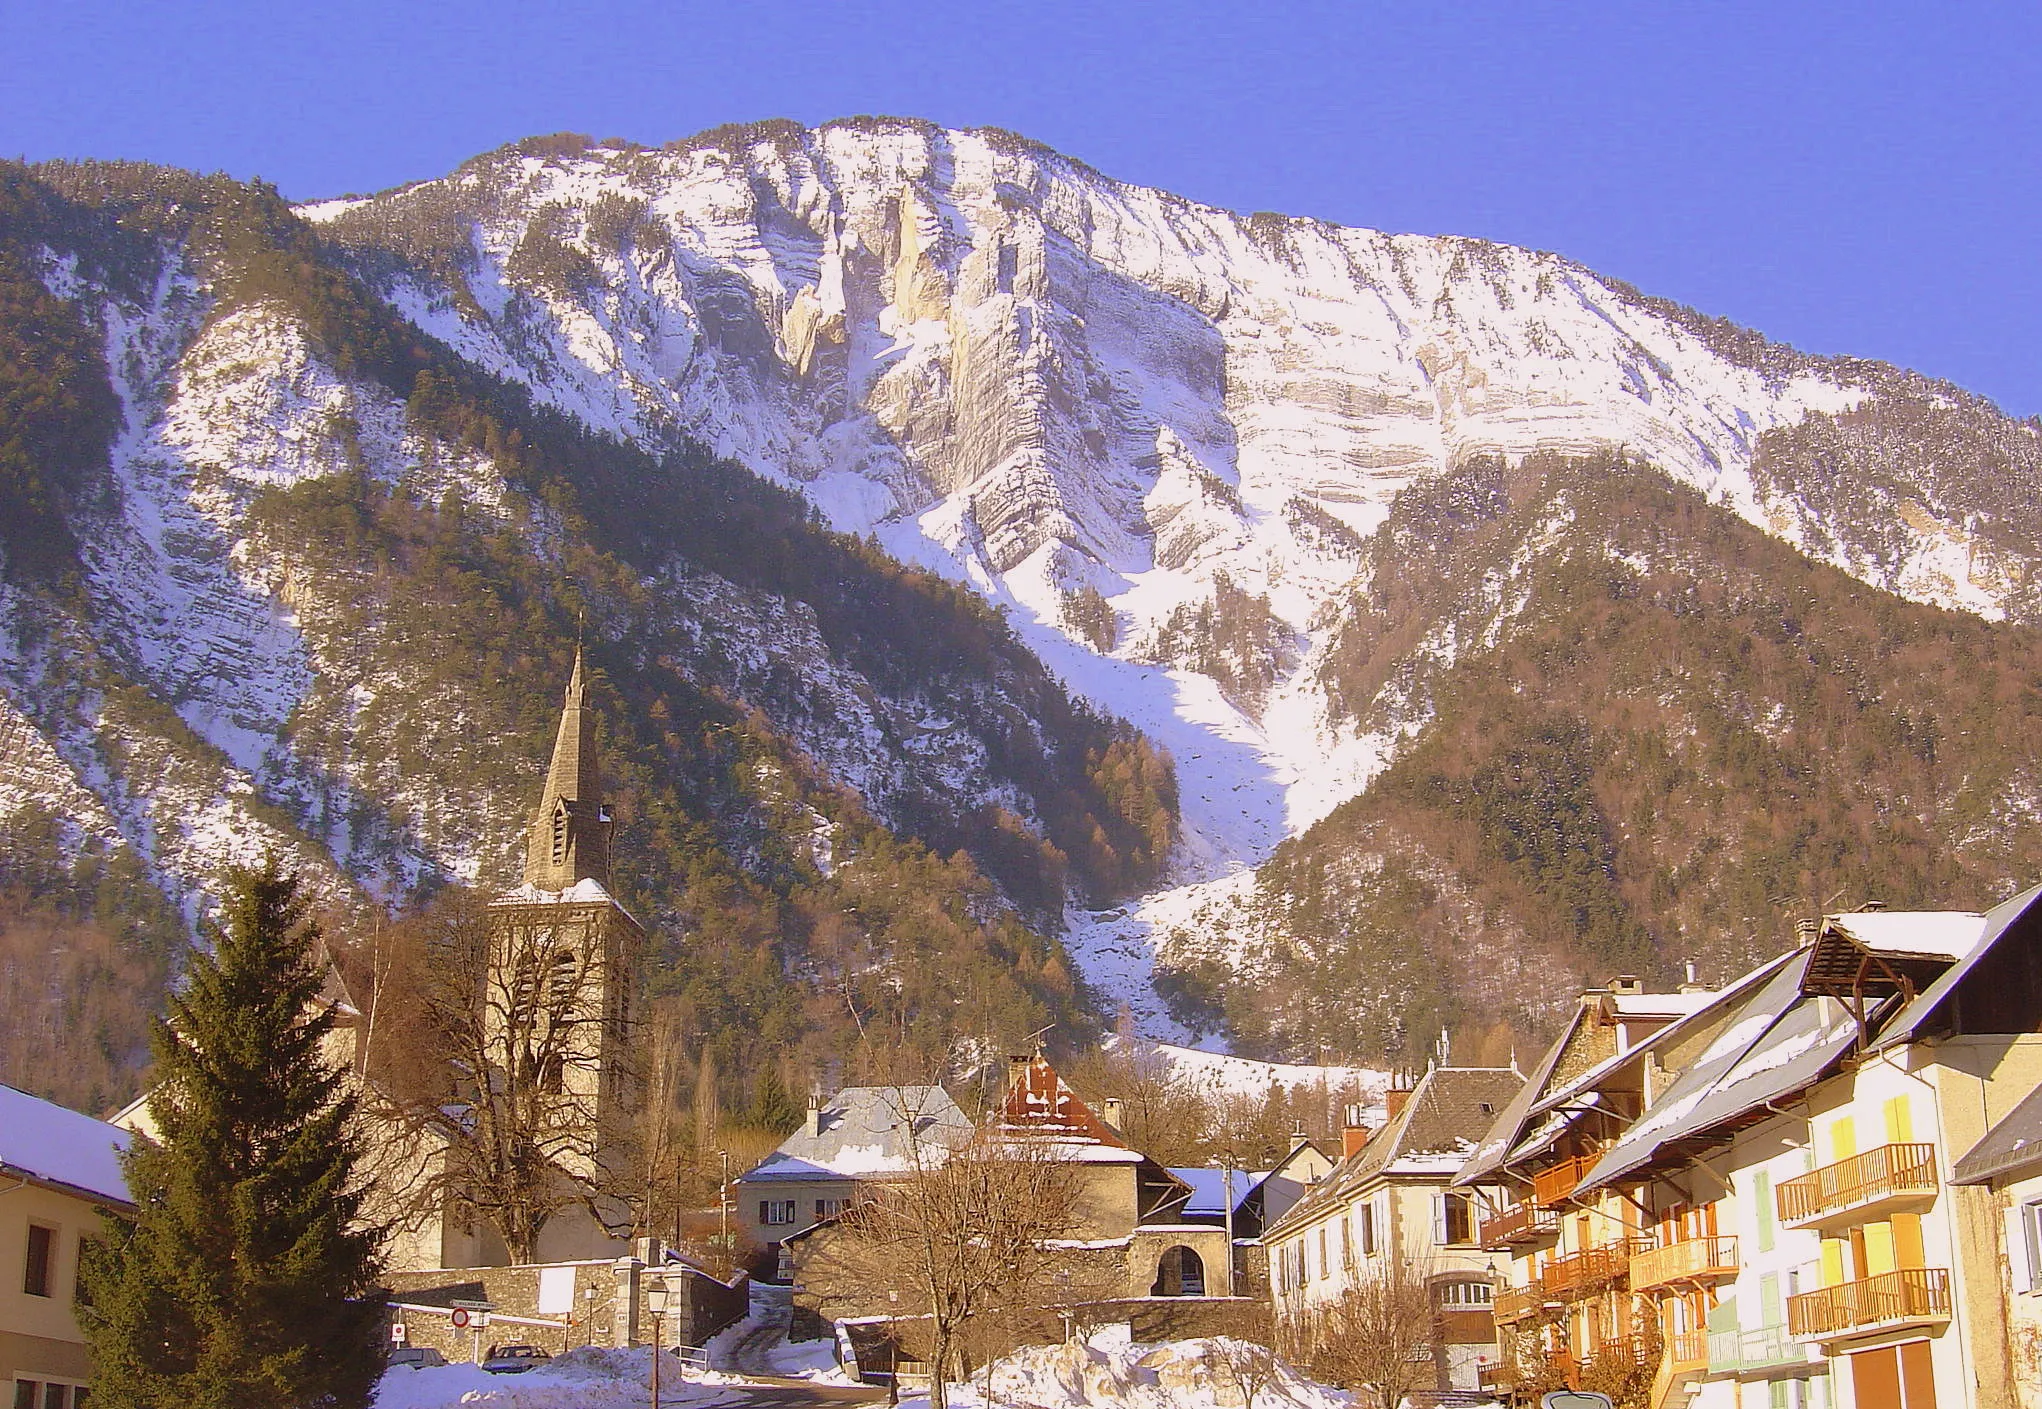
[1870,883,2042,1053]
[0,1083,133,1209]
[1952,1080,2042,1187]
[1572,949,1853,1195]
[993,1056,1142,1163]
[740,1085,970,1182]
[1266,1067,1522,1242]
[1167,1165,1271,1217]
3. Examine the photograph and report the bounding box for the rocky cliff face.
[7,121,2042,1065]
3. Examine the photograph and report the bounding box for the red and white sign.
[450,1308,470,1330]
[391,1323,407,1344]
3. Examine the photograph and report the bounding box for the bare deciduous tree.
[1282,1255,1438,1409]
[1208,1302,1286,1409]
[802,1116,1082,1409]
[354,888,637,1265]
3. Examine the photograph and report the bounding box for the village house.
[783,1054,1247,1331]
[734,1084,972,1267]
[2,1083,134,1409]
[1453,974,1738,1404]
[1264,1065,1525,1394]
[1948,1076,2042,1408]
[1467,886,2042,1409]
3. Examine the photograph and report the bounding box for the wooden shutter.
[1851,1346,1902,1409]
[1898,1339,1937,1409]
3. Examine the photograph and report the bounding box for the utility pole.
[718,1149,731,1254]
[1222,1159,1238,1296]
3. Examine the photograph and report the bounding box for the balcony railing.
[1708,1322,1815,1375]
[1533,1152,1602,1207]
[1541,1239,1652,1300]
[1631,1235,1739,1291]
[1493,1284,1547,1324]
[1786,1268,1951,1341]
[1479,1199,1561,1249]
[1666,1330,1709,1374]
[1775,1143,1938,1227]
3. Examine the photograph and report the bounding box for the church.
[118,652,653,1276]
[366,649,648,1272]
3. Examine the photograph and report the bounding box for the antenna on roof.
[1021,1023,1053,1058]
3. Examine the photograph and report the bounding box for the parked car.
[388,1346,447,1370]
[480,1344,552,1374]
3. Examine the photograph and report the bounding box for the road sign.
[450,1308,470,1329]
[391,1323,406,1344]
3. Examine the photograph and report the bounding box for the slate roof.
[740,1085,971,1183]
[1952,1080,2042,1187]
[1266,1067,1522,1242]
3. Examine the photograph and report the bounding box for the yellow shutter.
[1891,1212,1926,1270]
[1831,1117,1857,1162]
[1863,1220,1895,1277]
[1883,1096,1913,1144]
[1821,1236,1846,1287]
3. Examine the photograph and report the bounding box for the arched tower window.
[551,802,569,864]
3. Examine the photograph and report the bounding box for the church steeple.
[524,648,610,889]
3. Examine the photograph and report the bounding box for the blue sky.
[7,0,2038,413]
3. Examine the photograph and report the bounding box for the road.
[703,1377,886,1408]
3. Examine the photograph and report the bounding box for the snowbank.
[372,1345,748,1409]
[901,1335,1351,1409]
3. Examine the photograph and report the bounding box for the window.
[551,805,569,864]
[1315,1226,1327,1279]
[2010,1199,2042,1294]
[15,1383,36,1409]
[1436,1280,1493,1310]
[1435,1191,1474,1245]
[815,1198,848,1221]
[24,1224,54,1297]
[759,1200,796,1227]
[1357,1201,1377,1257]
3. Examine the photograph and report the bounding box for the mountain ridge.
[3,120,2040,1091]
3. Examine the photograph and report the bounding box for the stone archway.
[1149,1244,1206,1297]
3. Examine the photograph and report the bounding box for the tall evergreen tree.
[82,856,387,1409]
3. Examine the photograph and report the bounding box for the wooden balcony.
[1786,1268,1951,1343]
[1541,1239,1651,1300]
[1775,1143,1938,1229]
[1479,1198,1561,1249]
[1493,1284,1548,1324]
[1532,1152,1601,1207]
[1666,1330,1709,1374]
[1630,1235,1739,1291]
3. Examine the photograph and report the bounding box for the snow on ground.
[899,1333,1354,1409]
[372,1346,750,1409]
[1148,1044,1388,1102]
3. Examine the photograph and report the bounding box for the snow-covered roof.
[740,1086,971,1183]
[1268,1067,1522,1241]
[1575,950,1854,1195]
[0,1083,133,1208]
[492,877,620,906]
[1826,910,1985,961]
[1870,884,2042,1054]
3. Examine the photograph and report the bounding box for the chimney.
[1678,960,1707,995]
[1101,1098,1124,1133]
[1007,1054,1031,1090]
[804,1103,821,1138]
[1386,1085,1413,1121]
[1609,975,1642,997]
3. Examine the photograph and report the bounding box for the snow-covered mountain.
[6,121,2041,1065]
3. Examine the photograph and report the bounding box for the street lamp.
[645,1278,670,1409]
